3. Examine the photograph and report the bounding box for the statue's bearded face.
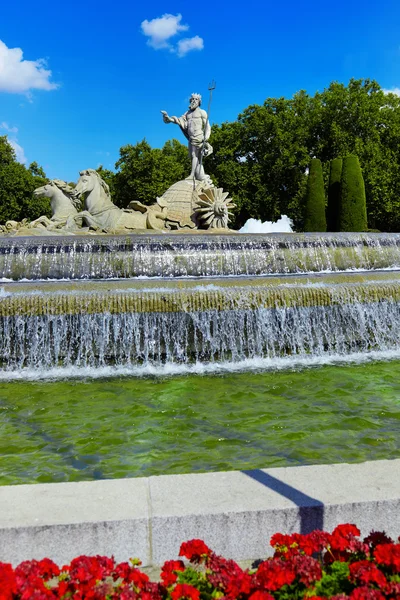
[190,95,200,110]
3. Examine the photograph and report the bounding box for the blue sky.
[0,0,399,182]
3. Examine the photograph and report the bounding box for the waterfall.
[1,271,400,372]
[1,232,400,280]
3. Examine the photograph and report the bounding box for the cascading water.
[2,232,400,280]
[1,252,400,375]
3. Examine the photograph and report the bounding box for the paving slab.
[1,459,400,566]
[0,478,150,565]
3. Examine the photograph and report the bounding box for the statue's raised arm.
[161,93,213,182]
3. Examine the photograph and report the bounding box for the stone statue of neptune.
[161,93,213,184]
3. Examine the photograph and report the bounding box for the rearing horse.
[74,169,165,232]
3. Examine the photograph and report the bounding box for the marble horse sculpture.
[74,169,166,232]
[32,180,82,229]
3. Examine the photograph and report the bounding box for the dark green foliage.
[339,155,368,232]
[327,158,343,231]
[0,137,49,223]
[113,139,190,208]
[304,159,327,231]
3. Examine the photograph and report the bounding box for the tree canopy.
[0,136,49,223]
[2,79,400,231]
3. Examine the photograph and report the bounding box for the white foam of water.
[239,215,294,234]
[0,349,399,382]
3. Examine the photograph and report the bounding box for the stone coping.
[1,459,400,566]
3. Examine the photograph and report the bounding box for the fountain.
[2,127,400,373]
[0,89,400,406]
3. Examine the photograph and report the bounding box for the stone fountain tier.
[1,232,400,280]
[1,271,400,371]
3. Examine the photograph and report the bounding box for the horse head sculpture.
[33,180,81,221]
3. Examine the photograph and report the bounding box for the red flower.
[0,563,16,600]
[254,558,296,591]
[350,586,385,600]
[171,583,201,600]
[160,560,185,586]
[331,524,361,552]
[207,554,252,598]
[364,531,393,550]
[248,592,274,600]
[271,530,330,557]
[114,562,149,588]
[374,543,400,572]
[288,554,323,585]
[384,581,400,596]
[270,532,296,552]
[179,539,212,563]
[349,560,387,588]
[69,554,115,583]
[306,530,332,554]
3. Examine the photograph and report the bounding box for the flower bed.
[1,524,400,599]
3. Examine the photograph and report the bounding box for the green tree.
[339,155,368,232]
[304,158,326,231]
[327,158,343,231]
[0,136,49,223]
[113,139,190,208]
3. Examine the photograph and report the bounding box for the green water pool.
[1,359,400,485]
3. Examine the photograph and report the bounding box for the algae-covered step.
[1,270,400,371]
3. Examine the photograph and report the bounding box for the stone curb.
[1,459,399,566]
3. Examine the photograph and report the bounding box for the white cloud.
[177,36,204,57]
[0,39,58,94]
[8,139,27,164]
[141,14,188,50]
[0,121,18,133]
[141,14,204,56]
[382,87,400,96]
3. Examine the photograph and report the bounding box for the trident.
[194,80,216,188]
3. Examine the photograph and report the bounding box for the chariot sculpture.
[0,88,235,235]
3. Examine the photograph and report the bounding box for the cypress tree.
[304,158,327,232]
[339,155,367,232]
[327,158,342,231]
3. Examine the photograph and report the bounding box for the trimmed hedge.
[304,159,327,232]
[339,155,368,232]
[327,158,343,232]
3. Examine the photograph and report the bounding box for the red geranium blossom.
[248,591,274,600]
[254,558,296,591]
[349,560,387,588]
[179,539,212,563]
[0,562,16,600]
[364,531,393,550]
[160,560,185,586]
[207,554,252,598]
[69,555,115,583]
[350,586,385,600]
[113,561,150,588]
[330,524,361,552]
[171,583,201,600]
[287,553,323,585]
[374,543,400,572]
